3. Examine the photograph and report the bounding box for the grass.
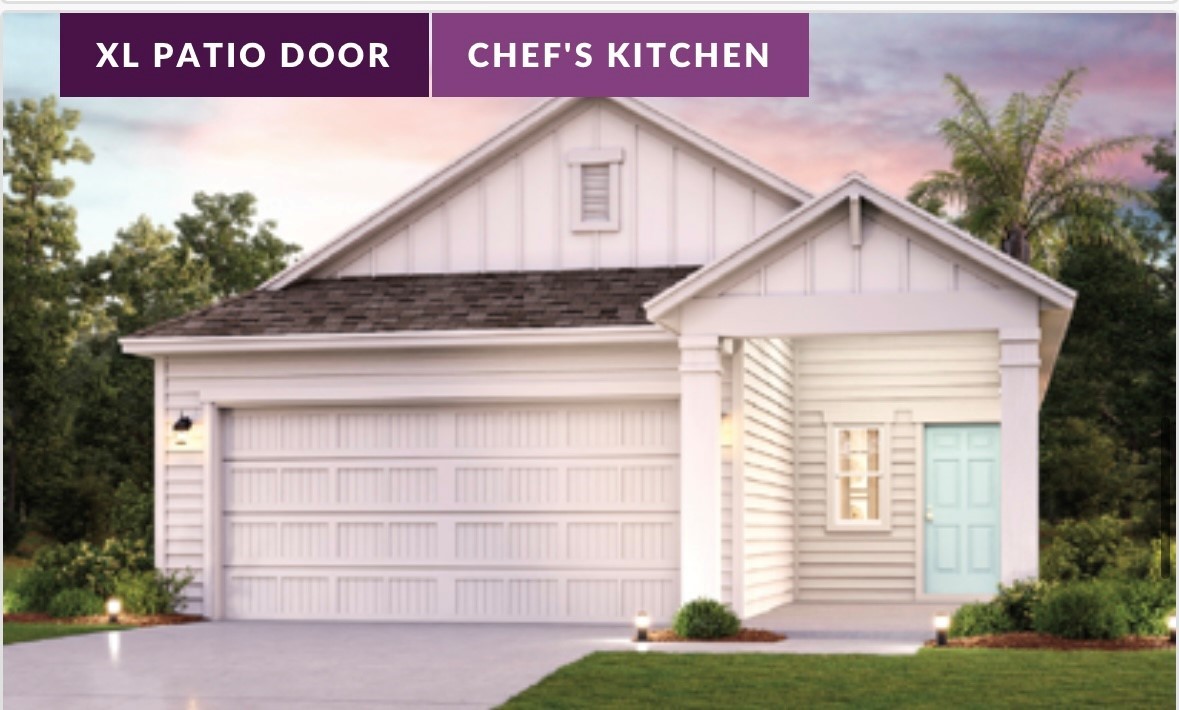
[501,649,1177,709]
[4,622,130,645]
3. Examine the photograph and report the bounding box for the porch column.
[999,328,1041,583]
[679,334,724,603]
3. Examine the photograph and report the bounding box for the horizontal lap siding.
[741,338,794,616]
[159,342,681,616]
[794,333,998,602]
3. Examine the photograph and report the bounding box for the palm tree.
[909,68,1145,271]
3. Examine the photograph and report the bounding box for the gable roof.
[645,173,1077,322]
[132,266,697,339]
[263,97,812,291]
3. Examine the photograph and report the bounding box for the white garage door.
[221,402,680,622]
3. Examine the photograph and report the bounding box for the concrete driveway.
[4,621,630,709]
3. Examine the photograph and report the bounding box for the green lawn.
[502,649,1177,709]
[4,622,130,645]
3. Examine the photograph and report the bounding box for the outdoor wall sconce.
[172,413,194,446]
[933,611,951,647]
[107,597,122,624]
[634,610,650,642]
[1168,613,1175,645]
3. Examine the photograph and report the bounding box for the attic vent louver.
[568,147,623,232]
[580,164,611,223]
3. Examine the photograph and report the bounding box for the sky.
[3,12,1175,256]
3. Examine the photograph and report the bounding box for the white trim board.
[122,325,674,356]
[646,174,1075,321]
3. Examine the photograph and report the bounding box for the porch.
[746,601,956,640]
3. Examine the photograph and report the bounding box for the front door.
[924,425,1001,595]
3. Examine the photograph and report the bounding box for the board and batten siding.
[157,342,681,616]
[738,338,795,616]
[793,332,1000,602]
[319,100,798,279]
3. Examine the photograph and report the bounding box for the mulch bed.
[925,632,1174,651]
[646,627,786,643]
[4,612,204,627]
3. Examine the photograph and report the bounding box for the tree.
[176,191,300,298]
[72,208,299,543]
[1039,140,1175,552]
[909,68,1144,271]
[3,96,93,541]
[67,218,211,533]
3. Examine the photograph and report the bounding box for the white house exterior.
[122,97,1075,623]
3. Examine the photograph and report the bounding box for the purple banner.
[60,13,429,97]
[432,13,809,98]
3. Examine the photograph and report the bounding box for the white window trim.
[568,147,623,232]
[826,423,892,532]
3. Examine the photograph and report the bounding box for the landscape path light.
[106,597,122,624]
[933,611,951,647]
[634,611,650,642]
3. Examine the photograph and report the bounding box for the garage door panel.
[224,404,679,460]
[222,403,680,622]
[225,458,679,513]
[224,568,678,622]
[225,514,680,568]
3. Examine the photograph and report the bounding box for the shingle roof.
[131,266,699,338]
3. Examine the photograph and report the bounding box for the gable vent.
[580,164,611,223]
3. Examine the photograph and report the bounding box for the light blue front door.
[924,425,1001,595]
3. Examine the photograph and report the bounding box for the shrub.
[1114,578,1176,636]
[8,567,61,614]
[1041,515,1125,582]
[3,588,23,614]
[993,578,1050,631]
[1034,581,1129,640]
[114,570,192,616]
[1115,537,1177,581]
[46,588,104,618]
[672,598,740,639]
[32,537,153,599]
[950,601,1013,638]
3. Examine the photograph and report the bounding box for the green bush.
[993,578,1050,631]
[3,588,22,614]
[1041,515,1126,582]
[109,480,153,552]
[1114,537,1177,581]
[8,567,61,614]
[46,588,104,618]
[32,537,153,599]
[950,601,1013,638]
[1114,578,1176,636]
[672,598,740,639]
[1034,581,1129,640]
[114,570,192,615]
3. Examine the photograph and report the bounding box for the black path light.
[634,611,650,642]
[933,611,951,647]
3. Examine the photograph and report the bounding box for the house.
[121,97,1075,623]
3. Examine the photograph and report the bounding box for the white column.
[679,335,724,603]
[999,328,1041,583]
